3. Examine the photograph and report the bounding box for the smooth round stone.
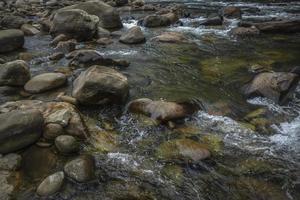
[55,135,79,154]
[24,72,67,94]
[43,123,65,140]
[64,155,95,183]
[36,171,64,196]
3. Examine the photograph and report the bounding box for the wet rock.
[48,52,64,61]
[151,32,188,43]
[97,37,113,45]
[141,14,171,27]
[36,171,64,196]
[230,26,260,37]
[24,72,67,94]
[55,135,79,154]
[0,109,44,154]
[156,139,210,162]
[254,19,300,34]
[59,0,123,29]
[130,0,144,8]
[50,9,99,41]
[64,155,95,183]
[43,123,65,140]
[0,15,29,29]
[242,72,299,105]
[0,100,87,139]
[221,6,242,19]
[21,24,40,36]
[127,98,198,121]
[163,12,179,24]
[72,66,129,105]
[97,26,111,38]
[0,154,22,171]
[0,29,24,53]
[0,170,14,200]
[54,39,76,54]
[50,34,70,47]
[199,17,223,26]
[119,26,145,44]
[0,60,30,87]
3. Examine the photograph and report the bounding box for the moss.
[161,164,184,184]
[200,135,223,156]
[173,125,202,136]
[238,159,273,175]
[244,108,268,121]
[239,122,256,132]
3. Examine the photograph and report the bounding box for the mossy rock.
[238,122,256,132]
[87,130,118,153]
[173,125,202,136]
[200,134,224,155]
[161,164,184,184]
[238,159,273,175]
[133,114,160,128]
[156,139,210,163]
[244,108,268,121]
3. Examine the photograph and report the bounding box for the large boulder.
[254,19,300,34]
[72,66,129,105]
[0,29,24,53]
[242,72,299,105]
[141,14,171,27]
[0,109,44,154]
[127,98,199,121]
[0,60,30,87]
[50,9,99,41]
[64,155,95,183]
[0,15,29,29]
[59,0,122,29]
[119,26,145,44]
[24,72,67,94]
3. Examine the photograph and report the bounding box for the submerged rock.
[0,29,24,53]
[21,24,40,36]
[36,171,64,196]
[0,60,30,87]
[119,26,145,44]
[55,135,79,154]
[72,66,129,105]
[50,9,99,41]
[151,32,188,43]
[64,155,95,182]
[230,26,260,37]
[221,6,242,19]
[242,72,299,104]
[127,98,199,121]
[0,109,44,153]
[156,139,211,162]
[254,19,300,33]
[199,17,223,26]
[24,72,67,94]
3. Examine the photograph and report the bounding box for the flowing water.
[2,0,300,199]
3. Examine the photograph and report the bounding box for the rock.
[142,14,171,27]
[0,170,14,200]
[127,98,199,121]
[254,19,300,34]
[36,171,64,196]
[97,37,113,45]
[199,17,223,26]
[0,15,29,29]
[43,123,65,140]
[230,26,260,37]
[156,139,211,162]
[50,34,70,47]
[72,66,129,105]
[130,0,144,8]
[0,154,22,171]
[50,9,99,41]
[24,73,67,94]
[0,100,88,139]
[0,60,30,87]
[0,110,44,154]
[114,0,128,7]
[242,72,299,105]
[151,32,188,43]
[0,29,24,53]
[221,6,242,19]
[162,12,179,24]
[55,135,79,154]
[21,24,40,36]
[119,26,145,44]
[64,155,95,182]
[54,39,76,53]
[97,26,111,38]
[59,0,123,29]
[48,52,64,61]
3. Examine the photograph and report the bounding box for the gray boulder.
[119,26,145,44]
[0,60,30,87]
[36,171,64,196]
[0,15,29,29]
[0,29,24,53]
[24,72,67,94]
[64,155,95,182]
[72,66,129,105]
[0,109,44,154]
[50,9,99,41]
[55,135,79,154]
[141,14,171,27]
